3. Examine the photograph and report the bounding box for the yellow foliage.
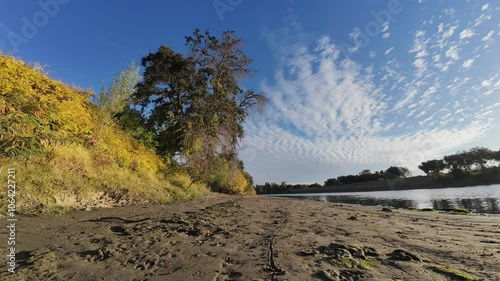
[50,144,93,177]
[227,170,248,194]
[209,160,251,194]
[0,55,94,154]
[169,173,193,188]
[0,54,208,214]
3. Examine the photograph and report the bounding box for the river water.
[267,185,500,214]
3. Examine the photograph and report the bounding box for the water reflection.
[277,185,500,214]
[297,196,500,214]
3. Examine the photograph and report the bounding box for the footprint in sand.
[110,225,129,236]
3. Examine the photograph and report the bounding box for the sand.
[1,194,499,281]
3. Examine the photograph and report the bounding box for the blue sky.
[1,0,499,184]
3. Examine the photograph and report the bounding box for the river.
[266,184,500,214]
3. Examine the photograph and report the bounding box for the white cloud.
[481,3,489,11]
[462,58,475,69]
[482,30,494,42]
[384,47,394,55]
[422,85,438,99]
[413,58,427,76]
[368,50,376,58]
[394,88,417,110]
[382,33,390,39]
[442,25,458,39]
[481,30,495,47]
[416,30,426,38]
[474,13,492,27]
[443,8,456,17]
[459,29,474,39]
[416,50,427,58]
[347,28,362,53]
[410,30,429,70]
[381,22,389,33]
[445,45,459,60]
[438,23,444,33]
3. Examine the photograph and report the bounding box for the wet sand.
[2,194,499,280]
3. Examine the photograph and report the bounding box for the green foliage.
[135,45,194,157]
[114,107,158,150]
[444,151,473,175]
[418,159,446,175]
[466,147,495,169]
[385,166,411,178]
[324,178,340,186]
[95,62,141,117]
[324,167,407,187]
[92,63,158,151]
[434,147,498,176]
[494,149,500,162]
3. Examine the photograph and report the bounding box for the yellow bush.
[227,170,248,194]
[208,160,250,194]
[169,173,192,189]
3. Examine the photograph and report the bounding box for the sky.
[1,0,499,184]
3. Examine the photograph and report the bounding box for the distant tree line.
[418,147,500,176]
[325,166,411,186]
[255,146,500,194]
[254,182,322,194]
[254,166,411,194]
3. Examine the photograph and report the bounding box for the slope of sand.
[2,194,499,280]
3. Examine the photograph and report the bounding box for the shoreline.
[280,176,500,194]
[2,195,499,280]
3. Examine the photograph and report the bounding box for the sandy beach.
[2,194,499,281]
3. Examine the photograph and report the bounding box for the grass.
[429,266,479,281]
[0,150,208,215]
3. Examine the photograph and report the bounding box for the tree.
[467,147,494,170]
[324,178,339,186]
[134,29,266,185]
[443,152,470,175]
[93,62,143,145]
[385,166,411,178]
[418,159,446,175]
[418,161,432,175]
[134,46,196,158]
[495,149,500,162]
[96,62,141,118]
[359,169,371,175]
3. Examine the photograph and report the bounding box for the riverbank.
[1,195,499,280]
[285,175,500,194]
